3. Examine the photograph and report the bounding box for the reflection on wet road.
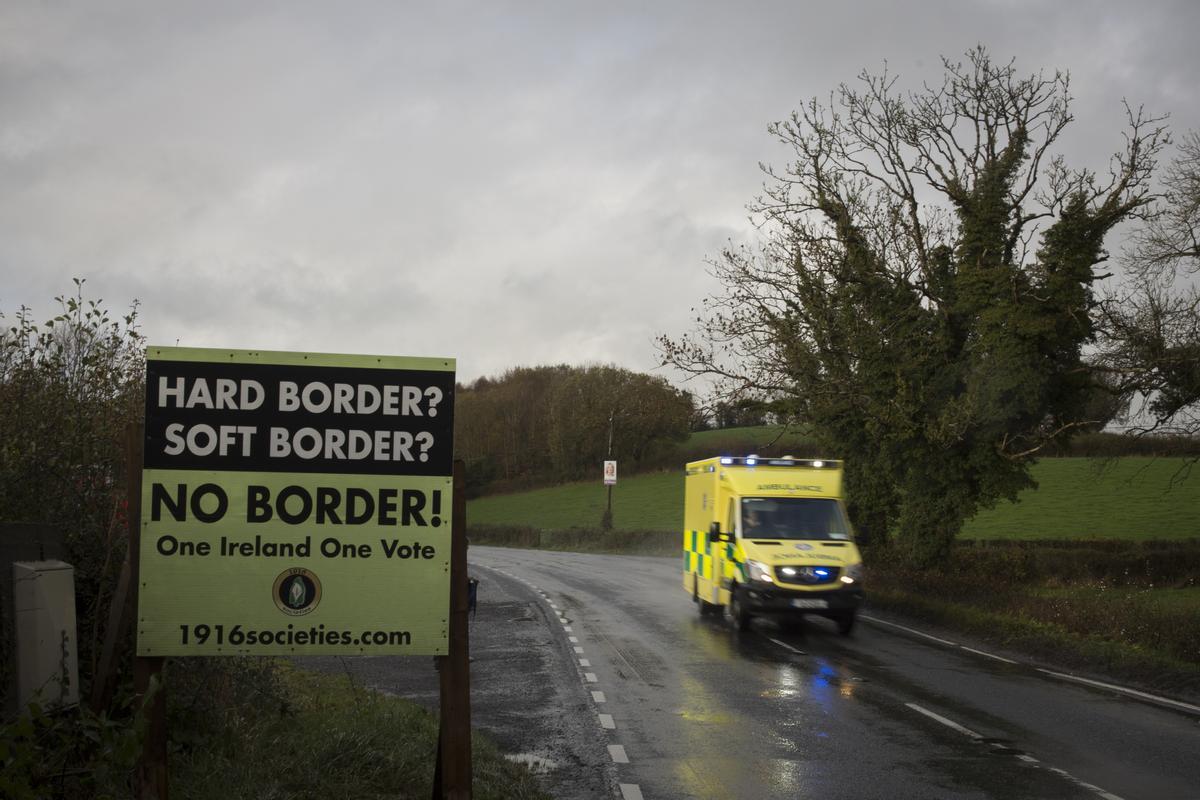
[472,547,1200,800]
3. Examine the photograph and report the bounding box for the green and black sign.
[136,347,455,656]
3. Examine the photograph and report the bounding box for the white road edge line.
[1037,669,1200,716]
[905,702,982,739]
[959,645,1018,665]
[866,615,1195,717]
[619,784,644,800]
[608,745,629,763]
[1046,767,1127,800]
[862,615,957,646]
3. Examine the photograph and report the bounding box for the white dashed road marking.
[608,745,629,763]
[592,691,606,703]
[599,713,616,729]
[767,636,806,655]
[585,672,598,683]
[906,702,982,739]
[619,783,644,799]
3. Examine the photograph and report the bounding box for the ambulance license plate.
[791,599,828,609]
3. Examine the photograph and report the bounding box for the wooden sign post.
[125,422,169,799]
[433,460,472,798]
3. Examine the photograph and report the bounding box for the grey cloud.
[2,1,1198,382]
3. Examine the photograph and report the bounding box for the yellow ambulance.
[682,456,864,633]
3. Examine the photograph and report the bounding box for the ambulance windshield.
[740,497,850,541]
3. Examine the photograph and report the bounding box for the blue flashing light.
[745,457,758,466]
[814,568,830,577]
[720,457,734,465]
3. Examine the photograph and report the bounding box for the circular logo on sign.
[794,543,813,551]
[273,567,322,616]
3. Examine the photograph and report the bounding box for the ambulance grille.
[775,565,841,585]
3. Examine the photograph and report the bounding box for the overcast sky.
[2,1,1198,385]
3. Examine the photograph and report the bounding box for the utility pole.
[601,410,614,530]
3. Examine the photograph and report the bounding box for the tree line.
[455,364,693,495]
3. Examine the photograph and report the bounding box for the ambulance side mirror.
[709,521,733,543]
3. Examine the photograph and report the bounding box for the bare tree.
[1095,132,1200,439]
[1127,131,1200,280]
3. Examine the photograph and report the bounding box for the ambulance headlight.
[746,560,774,584]
[841,563,864,584]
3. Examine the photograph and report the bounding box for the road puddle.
[505,753,559,774]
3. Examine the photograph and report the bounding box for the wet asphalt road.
[305,547,1200,799]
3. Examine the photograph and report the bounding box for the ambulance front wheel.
[728,586,753,632]
[834,610,856,636]
[694,575,722,617]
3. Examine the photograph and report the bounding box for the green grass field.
[468,457,1200,540]
[685,425,817,454]
[469,470,683,531]
[964,458,1198,540]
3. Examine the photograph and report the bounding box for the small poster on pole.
[603,460,617,486]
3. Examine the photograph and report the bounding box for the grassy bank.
[867,572,1200,695]
[171,660,549,800]
[0,658,551,798]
